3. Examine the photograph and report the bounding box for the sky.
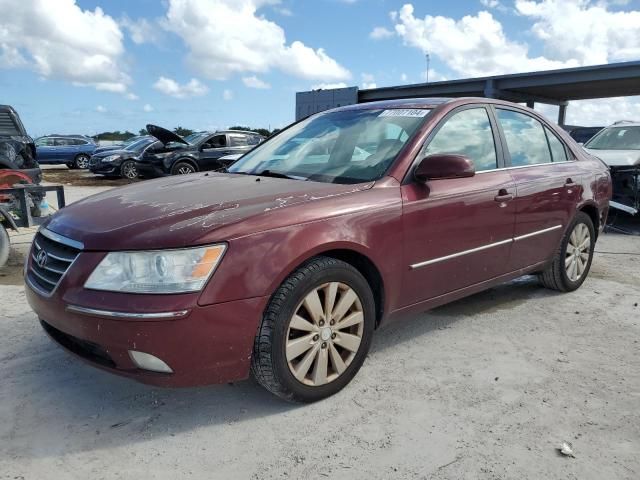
[1,0,640,137]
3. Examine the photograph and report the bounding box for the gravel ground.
[0,175,639,479]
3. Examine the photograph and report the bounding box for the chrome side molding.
[66,305,189,319]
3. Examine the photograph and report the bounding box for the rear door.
[400,105,517,306]
[35,137,56,163]
[493,107,580,270]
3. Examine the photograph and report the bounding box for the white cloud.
[96,105,107,113]
[120,15,161,45]
[311,82,349,90]
[163,0,350,82]
[242,75,271,89]
[223,89,233,100]
[515,0,640,65]
[143,104,154,112]
[393,4,575,78]
[125,92,139,100]
[361,73,376,89]
[369,26,394,39]
[480,0,502,8]
[153,76,209,98]
[0,0,130,94]
[400,73,408,82]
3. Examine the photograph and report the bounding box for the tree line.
[94,126,280,142]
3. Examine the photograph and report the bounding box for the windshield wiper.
[256,169,307,181]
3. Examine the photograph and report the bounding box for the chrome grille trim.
[27,230,82,296]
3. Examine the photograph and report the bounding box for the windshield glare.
[228,109,430,183]
[124,138,153,152]
[586,126,640,150]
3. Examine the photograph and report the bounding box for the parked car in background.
[89,136,156,179]
[568,126,603,144]
[93,135,146,155]
[136,124,264,177]
[35,135,96,169]
[25,98,611,402]
[584,121,640,214]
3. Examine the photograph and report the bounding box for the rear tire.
[538,211,595,292]
[120,160,138,179]
[171,161,196,175]
[251,256,375,403]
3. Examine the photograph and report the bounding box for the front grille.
[40,320,116,368]
[28,232,81,294]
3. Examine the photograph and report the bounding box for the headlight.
[103,154,121,163]
[85,244,226,294]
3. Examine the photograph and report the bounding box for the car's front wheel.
[171,161,196,175]
[539,211,595,292]
[74,154,90,169]
[120,160,138,180]
[251,256,375,403]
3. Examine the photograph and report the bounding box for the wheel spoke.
[312,347,329,385]
[565,255,573,268]
[286,333,316,361]
[323,283,338,321]
[329,343,347,375]
[293,343,320,381]
[570,229,577,247]
[331,288,357,322]
[334,332,361,353]
[303,289,324,325]
[576,257,585,276]
[290,314,317,332]
[569,258,578,281]
[336,311,364,330]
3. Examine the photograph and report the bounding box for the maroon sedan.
[25,98,611,402]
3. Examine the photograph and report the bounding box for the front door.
[493,107,580,270]
[199,134,231,170]
[400,106,517,307]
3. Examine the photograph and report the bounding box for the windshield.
[184,132,209,144]
[585,126,640,150]
[124,138,154,153]
[228,109,430,183]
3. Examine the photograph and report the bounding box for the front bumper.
[26,279,268,387]
[136,161,167,178]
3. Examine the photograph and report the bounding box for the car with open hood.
[89,136,156,179]
[93,135,147,155]
[136,124,264,177]
[26,98,611,403]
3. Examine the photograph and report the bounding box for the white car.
[584,121,639,214]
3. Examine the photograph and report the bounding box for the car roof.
[331,97,452,112]
[604,121,640,128]
[218,130,264,136]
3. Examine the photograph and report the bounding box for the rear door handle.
[494,189,514,202]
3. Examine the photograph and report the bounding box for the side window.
[424,108,498,172]
[229,135,248,147]
[204,135,226,149]
[545,127,568,162]
[496,109,552,167]
[247,135,261,146]
[36,138,51,146]
[54,138,71,146]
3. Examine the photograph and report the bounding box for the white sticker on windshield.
[379,109,429,118]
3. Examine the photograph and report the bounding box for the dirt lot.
[1,173,639,479]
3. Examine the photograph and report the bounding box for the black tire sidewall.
[558,212,595,291]
[270,261,375,402]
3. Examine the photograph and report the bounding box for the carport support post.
[558,104,567,126]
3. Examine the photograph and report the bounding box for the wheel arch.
[278,245,386,328]
[577,201,600,238]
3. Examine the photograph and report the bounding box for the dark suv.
[35,135,97,169]
[136,125,264,177]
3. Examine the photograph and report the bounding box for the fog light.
[129,350,173,373]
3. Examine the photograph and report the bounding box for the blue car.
[35,135,97,169]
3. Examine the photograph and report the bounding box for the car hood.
[146,124,188,146]
[584,148,640,166]
[94,145,122,154]
[45,173,373,250]
[92,149,129,158]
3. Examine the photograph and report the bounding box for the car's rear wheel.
[74,154,90,169]
[171,161,196,175]
[539,211,595,292]
[251,256,375,403]
[120,160,138,180]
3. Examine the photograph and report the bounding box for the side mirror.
[414,154,475,182]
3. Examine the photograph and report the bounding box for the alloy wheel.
[178,166,194,174]
[76,155,89,169]
[122,162,137,179]
[286,282,364,386]
[565,223,591,282]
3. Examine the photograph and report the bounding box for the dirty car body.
[26,98,611,401]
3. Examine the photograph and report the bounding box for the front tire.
[171,161,196,175]
[120,160,138,179]
[74,154,90,169]
[251,256,375,403]
[539,211,595,292]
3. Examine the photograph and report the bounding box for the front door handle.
[494,189,514,203]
